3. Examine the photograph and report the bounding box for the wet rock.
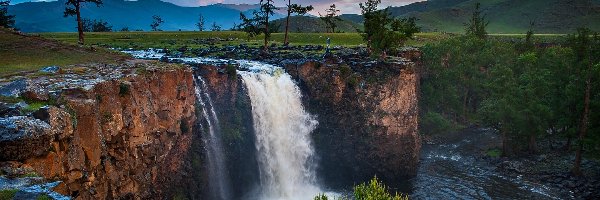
[39,66,61,74]
[0,116,53,161]
[0,102,21,117]
[0,79,27,97]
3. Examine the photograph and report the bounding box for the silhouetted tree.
[464,3,488,39]
[0,0,15,29]
[238,12,262,39]
[81,18,112,32]
[284,1,313,45]
[120,27,129,32]
[150,15,164,31]
[211,22,221,31]
[319,4,341,33]
[64,0,102,44]
[260,0,277,50]
[196,13,205,31]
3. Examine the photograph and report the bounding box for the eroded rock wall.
[284,58,421,188]
[3,66,197,199]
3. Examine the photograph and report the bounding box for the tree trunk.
[76,2,84,45]
[529,133,537,153]
[502,128,509,156]
[264,13,269,51]
[463,89,469,123]
[284,0,291,46]
[573,77,591,176]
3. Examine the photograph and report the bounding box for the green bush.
[420,111,455,135]
[354,177,409,200]
[0,189,18,200]
[226,64,237,78]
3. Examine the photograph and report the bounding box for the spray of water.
[194,76,231,200]
[240,62,321,200]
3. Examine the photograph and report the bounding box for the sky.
[9,0,423,14]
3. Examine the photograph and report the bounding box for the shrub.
[354,177,409,200]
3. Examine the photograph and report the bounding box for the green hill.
[342,0,600,34]
[271,16,362,33]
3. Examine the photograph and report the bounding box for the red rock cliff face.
[284,59,420,187]
[21,66,196,199]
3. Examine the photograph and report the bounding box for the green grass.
[0,189,18,200]
[0,28,129,77]
[39,31,454,49]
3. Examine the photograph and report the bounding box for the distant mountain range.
[341,0,600,33]
[7,0,285,32]
[8,0,600,33]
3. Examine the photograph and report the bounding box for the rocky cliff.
[284,55,421,188]
[0,61,197,199]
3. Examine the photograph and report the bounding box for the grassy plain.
[39,31,454,49]
[0,28,128,76]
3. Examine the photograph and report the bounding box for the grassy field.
[39,31,453,49]
[0,28,128,77]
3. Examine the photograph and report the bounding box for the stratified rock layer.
[1,62,196,199]
[284,57,421,187]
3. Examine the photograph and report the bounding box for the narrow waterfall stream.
[239,62,322,200]
[194,76,231,200]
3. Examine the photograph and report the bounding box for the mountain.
[7,0,285,32]
[271,16,362,33]
[342,0,600,33]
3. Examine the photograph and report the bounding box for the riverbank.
[417,127,600,199]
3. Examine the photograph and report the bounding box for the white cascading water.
[194,76,231,200]
[239,61,322,200]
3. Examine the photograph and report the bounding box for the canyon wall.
[0,63,197,199]
[284,57,421,187]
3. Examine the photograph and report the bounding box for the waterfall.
[194,76,231,200]
[239,62,322,200]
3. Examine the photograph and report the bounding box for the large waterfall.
[194,76,231,200]
[239,62,322,200]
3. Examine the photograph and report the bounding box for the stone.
[39,66,61,73]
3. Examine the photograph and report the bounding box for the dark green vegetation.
[0,0,15,29]
[0,27,128,76]
[272,16,361,33]
[343,0,600,33]
[313,177,409,200]
[420,26,600,174]
[0,189,17,200]
[64,0,103,44]
[360,0,421,57]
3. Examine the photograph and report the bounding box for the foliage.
[360,0,420,58]
[421,28,600,161]
[420,111,457,135]
[283,2,313,45]
[196,14,205,31]
[36,194,52,200]
[210,22,221,31]
[150,15,164,31]
[319,4,341,33]
[464,3,488,39]
[354,177,409,200]
[0,0,15,29]
[81,18,113,32]
[64,0,103,44]
[0,189,18,200]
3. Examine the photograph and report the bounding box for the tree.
[64,0,103,44]
[571,28,600,176]
[360,0,420,58]
[319,4,341,33]
[313,176,408,200]
[150,15,164,31]
[260,0,277,51]
[0,0,15,29]
[120,27,129,32]
[81,18,112,32]
[211,22,221,31]
[464,3,488,39]
[283,1,313,45]
[238,12,262,39]
[196,14,205,31]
